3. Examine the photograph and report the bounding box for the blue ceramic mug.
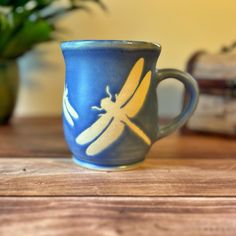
[61,40,199,171]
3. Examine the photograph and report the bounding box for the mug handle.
[155,68,199,140]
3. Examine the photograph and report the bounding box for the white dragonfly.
[76,58,152,156]
[63,86,79,126]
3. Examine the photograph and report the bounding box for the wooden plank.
[1,155,236,196]
[0,117,70,157]
[0,117,236,159]
[0,197,236,236]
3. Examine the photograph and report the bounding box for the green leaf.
[0,0,106,59]
[0,19,53,59]
[0,13,9,30]
[0,0,32,7]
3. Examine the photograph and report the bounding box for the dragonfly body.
[98,96,151,145]
[99,97,127,121]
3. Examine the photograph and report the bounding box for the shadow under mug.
[61,40,199,171]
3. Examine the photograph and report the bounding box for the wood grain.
[1,117,236,235]
[0,197,236,236]
[0,117,70,157]
[1,155,236,196]
[0,117,235,159]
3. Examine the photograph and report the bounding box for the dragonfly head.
[100,97,113,110]
[99,85,115,110]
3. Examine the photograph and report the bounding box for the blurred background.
[15,0,236,117]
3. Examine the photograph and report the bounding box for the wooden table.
[0,117,236,236]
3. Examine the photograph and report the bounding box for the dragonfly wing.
[65,96,79,119]
[63,99,74,126]
[123,71,151,118]
[86,119,125,156]
[116,58,144,106]
[76,114,112,145]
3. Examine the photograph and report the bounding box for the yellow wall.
[16,0,236,116]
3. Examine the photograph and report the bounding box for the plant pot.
[0,60,19,124]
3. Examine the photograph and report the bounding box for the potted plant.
[0,0,105,124]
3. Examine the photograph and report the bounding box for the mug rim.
[61,40,161,51]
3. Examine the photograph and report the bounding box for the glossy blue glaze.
[61,40,199,171]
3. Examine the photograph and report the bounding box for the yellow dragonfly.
[76,58,152,156]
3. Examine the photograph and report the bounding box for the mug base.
[72,156,143,172]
